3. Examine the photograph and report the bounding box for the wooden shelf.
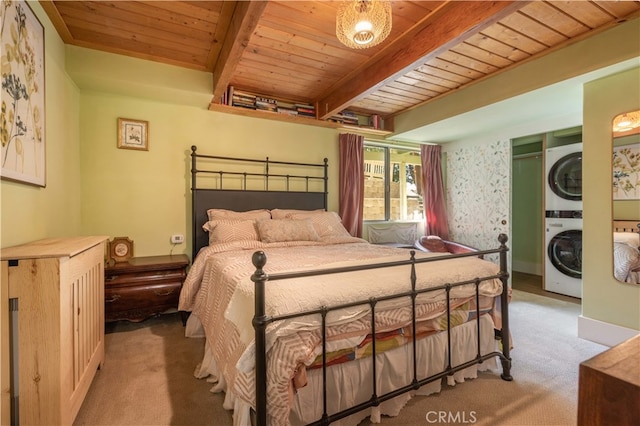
[208,103,392,136]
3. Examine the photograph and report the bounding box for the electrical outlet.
[170,234,184,244]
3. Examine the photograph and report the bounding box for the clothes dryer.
[545,143,582,211]
[545,214,582,298]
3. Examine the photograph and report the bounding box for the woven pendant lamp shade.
[336,0,392,49]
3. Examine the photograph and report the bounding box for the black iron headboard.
[190,146,328,257]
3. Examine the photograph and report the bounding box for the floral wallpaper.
[445,139,511,263]
[612,143,640,200]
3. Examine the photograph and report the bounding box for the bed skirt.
[186,313,498,426]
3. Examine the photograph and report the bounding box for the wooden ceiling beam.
[316,0,529,120]
[210,1,268,107]
[39,0,75,43]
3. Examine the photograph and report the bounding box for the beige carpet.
[74,290,607,426]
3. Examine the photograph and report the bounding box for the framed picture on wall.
[613,143,640,200]
[117,118,149,151]
[0,0,46,187]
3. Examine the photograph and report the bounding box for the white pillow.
[256,219,319,243]
[288,211,351,239]
[614,232,640,248]
[203,219,259,245]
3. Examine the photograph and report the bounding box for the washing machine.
[545,143,582,211]
[545,213,582,298]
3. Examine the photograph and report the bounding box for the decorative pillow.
[256,219,320,243]
[203,219,259,245]
[270,208,325,220]
[614,232,640,248]
[419,236,449,253]
[288,211,352,239]
[207,208,271,222]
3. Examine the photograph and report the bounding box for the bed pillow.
[270,208,325,220]
[288,211,352,239]
[207,208,271,222]
[203,219,259,245]
[256,219,320,243]
[614,232,640,248]
[419,236,449,253]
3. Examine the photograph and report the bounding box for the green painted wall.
[583,67,640,332]
[0,2,82,248]
[78,91,340,259]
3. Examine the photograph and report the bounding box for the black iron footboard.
[250,234,512,426]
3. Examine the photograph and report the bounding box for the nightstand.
[105,254,189,324]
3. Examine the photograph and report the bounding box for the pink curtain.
[339,133,364,237]
[420,144,450,239]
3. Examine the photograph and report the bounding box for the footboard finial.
[252,250,267,271]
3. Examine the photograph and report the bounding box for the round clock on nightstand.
[108,237,134,263]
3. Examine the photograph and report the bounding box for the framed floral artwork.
[613,143,640,200]
[1,0,46,187]
[117,118,149,151]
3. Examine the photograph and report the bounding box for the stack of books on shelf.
[255,96,277,112]
[328,110,359,126]
[222,86,324,121]
[340,110,359,126]
[295,103,316,118]
[368,114,382,130]
[230,88,257,110]
[276,100,298,116]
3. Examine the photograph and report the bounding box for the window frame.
[363,141,422,223]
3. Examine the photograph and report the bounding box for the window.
[363,144,424,222]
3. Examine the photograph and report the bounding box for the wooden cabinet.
[104,254,189,323]
[0,236,107,425]
[578,334,640,425]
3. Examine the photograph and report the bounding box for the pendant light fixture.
[336,0,392,49]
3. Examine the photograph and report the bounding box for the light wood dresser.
[1,236,107,425]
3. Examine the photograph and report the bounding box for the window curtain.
[420,144,450,239]
[339,133,364,237]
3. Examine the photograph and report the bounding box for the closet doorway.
[512,136,544,278]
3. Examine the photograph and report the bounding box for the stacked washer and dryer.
[545,143,583,298]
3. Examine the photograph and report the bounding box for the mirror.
[612,109,640,284]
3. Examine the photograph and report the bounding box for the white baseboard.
[578,315,639,347]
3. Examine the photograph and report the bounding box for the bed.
[613,220,640,284]
[179,146,512,426]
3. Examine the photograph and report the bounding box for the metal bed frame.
[189,146,512,426]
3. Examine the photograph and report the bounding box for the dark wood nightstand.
[105,254,189,324]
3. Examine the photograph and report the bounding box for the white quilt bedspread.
[179,239,504,425]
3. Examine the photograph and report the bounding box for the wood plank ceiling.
[41,1,640,121]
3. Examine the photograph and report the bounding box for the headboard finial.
[191,145,197,153]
